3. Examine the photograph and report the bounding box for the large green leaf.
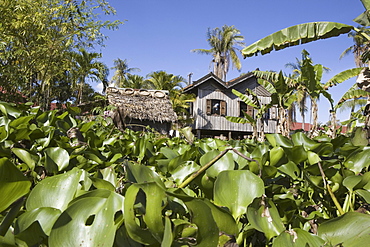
[0,102,22,118]
[291,132,320,151]
[184,199,219,247]
[214,170,265,219]
[0,158,31,213]
[318,212,370,246]
[14,207,61,245]
[247,198,285,240]
[203,200,239,237]
[49,189,124,247]
[266,134,293,148]
[11,148,38,170]
[344,148,370,174]
[15,207,61,236]
[242,22,353,57]
[44,147,69,173]
[200,150,235,179]
[124,183,165,245]
[269,146,285,166]
[170,161,200,185]
[125,162,165,189]
[273,228,325,247]
[324,68,363,89]
[26,168,83,211]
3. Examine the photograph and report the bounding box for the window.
[187,102,193,115]
[206,99,226,116]
[269,106,277,119]
[239,101,254,118]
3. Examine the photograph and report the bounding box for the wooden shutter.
[247,105,254,117]
[206,99,211,115]
[270,106,277,119]
[220,100,227,116]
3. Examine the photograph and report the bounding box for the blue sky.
[97,0,365,123]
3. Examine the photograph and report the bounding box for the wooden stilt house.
[106,87,177,135]
[183,72,277,139]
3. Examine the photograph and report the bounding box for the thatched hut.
[106,87,177,134]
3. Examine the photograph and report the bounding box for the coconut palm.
[72,49,107,104]
[341,28,370,68]
[111,58,141,87]
[192,25,245,81]
[146,71,185,91]
[121,74,151,89]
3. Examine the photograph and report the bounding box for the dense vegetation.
[1,102,370,246]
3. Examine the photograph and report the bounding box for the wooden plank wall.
[192,89,277,133]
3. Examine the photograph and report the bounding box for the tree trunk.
[310,99,318,136]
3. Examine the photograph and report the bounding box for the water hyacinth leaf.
[355,189,370,203]
[278,161,300,180]
[343,175,362,191]
[273,228,325,247]
[99,167,118,187]
[269,146,285,166]
[160,146,179,160]
[14,221,46,246]
[292,132,320,151]
[344,149,370,174]
[114,224,143,247]
[0,158,31,213]
[9,115,34,129]
[170,161,199,185]
[26,168,82,211]
[184,199,219,247]
[247,198,285,240]
[161,217,173,247]
[124,183,165,245]
[283,145,307,164]
[49,190,124,247]
[203,200,239,237]
[202,151,234,179]
[318,212,370,246]
[214,170,264,219]
[90,177,115,191]
[351,127,368,147]
[125,162,165,189]
[307,151,321,165]
[0,102,22,118]
[11,148,38,170]
[44,147,69,173]
[266,133,293,148]
[15,207,61,238]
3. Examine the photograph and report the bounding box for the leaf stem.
[317,162,345,215]
[178,147,261,188]
[178,148,232,188]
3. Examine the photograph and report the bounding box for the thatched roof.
[106,87,177,123]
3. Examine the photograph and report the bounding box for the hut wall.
[191,80,277,134]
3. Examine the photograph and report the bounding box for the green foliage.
[2,102,370,246]
[0,0,121,105]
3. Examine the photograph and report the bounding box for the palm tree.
[72,49,108,104]
[146,71,185,91]
[121,74,151,89]
[285,51,331,131]
[192,25,245,81]
[111,58,141,87]
[341,28,370,68]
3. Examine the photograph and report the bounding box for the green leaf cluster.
[1,102,370,246]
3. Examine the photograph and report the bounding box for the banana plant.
[226,88,271,141]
